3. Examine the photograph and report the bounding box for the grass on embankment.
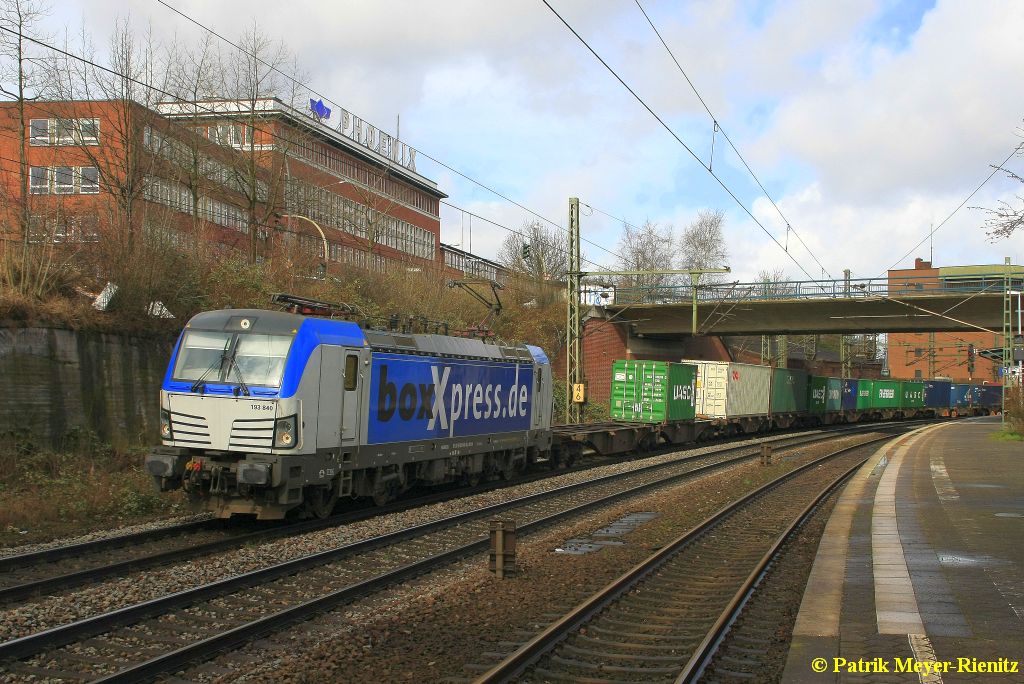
[990,429,1023,442]
[0,431,185,548]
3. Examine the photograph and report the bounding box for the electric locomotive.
[145,308,554,519]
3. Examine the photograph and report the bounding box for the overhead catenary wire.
[633,0,832,279]
[539,0,818,281]
[151,0,627,266]
[880,141,1024,277]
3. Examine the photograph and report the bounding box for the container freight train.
[144,307,1001,520]
[609,359,1001,434]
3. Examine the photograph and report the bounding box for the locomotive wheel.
[305,484,339,519]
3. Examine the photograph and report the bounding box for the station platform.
[783,417,1023,682]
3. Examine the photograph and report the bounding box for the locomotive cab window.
[173,330,294,388]
[344,354,359,391]
[234,334,293,387]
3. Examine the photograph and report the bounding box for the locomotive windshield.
[173,330,293,388]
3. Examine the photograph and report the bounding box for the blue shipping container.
[842,379,859,411]
[366,353,534,444]
[924,380,952,408]
[973,385,1002,408]
[951,383,972,407]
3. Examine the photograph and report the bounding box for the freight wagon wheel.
[638,434,658,452]
[372,481,398,506]
[304,484,339,519]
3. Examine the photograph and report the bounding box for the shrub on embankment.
[0,428,185,546]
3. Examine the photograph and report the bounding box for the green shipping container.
[808,376,843,413]
[855,380,873,410]
[870,379,901,409]
[900,381,925,409]
[825,377,843,411]
[771,368,809,414]
[610,360,697,423]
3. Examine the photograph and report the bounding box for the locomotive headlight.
[274,414,297,449]
[160,409,173,440]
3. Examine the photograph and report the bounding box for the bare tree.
[494,220,567,306]
[982,157,1024,240]
[51,18,172,245]
[164,32,223,249]
[497,220,568,281]
[614,219,675,302]
[678,209,729,283]
[40,18,190,314]
[754,267,791,297]
[0,0,52,293]
[215,23,309,264]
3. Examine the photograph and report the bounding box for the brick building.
[0,96,504,282]
[157,98,447,270]
[0,99,278,252]
[887,258,1023,383]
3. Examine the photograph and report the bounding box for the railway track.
[0,422,901,609]
[469,430,906,683]
[0,426,904,683]
[0,443,688,607]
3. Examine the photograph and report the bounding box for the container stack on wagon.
[771,368,809,427]
[610,360,696,423]
[972,384,1002,409]
[924,380,952,411]
[607,358,1002,436]
[690,360,772,420]
[809,376,843,422]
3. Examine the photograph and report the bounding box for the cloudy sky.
[42,0,1024,281]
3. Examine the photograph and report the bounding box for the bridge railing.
[608,273,1022,305]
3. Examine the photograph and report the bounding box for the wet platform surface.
[784,417,1023,682]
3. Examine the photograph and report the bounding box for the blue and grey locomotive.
[145,308,554,519]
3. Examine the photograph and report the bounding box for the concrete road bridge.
[598,270,1022,337]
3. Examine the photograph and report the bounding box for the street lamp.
[278,213,329,278]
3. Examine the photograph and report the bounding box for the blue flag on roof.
[309,98,331,120]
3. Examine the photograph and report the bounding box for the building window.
[53,166,76,194]
[79,118,100,145]
[27,118,100,146]
[29,119,49,146]
[27,214,99,243]
[914,369,922,379]
[914,347,923,358]
[29,166,49,194]
[79,167,99,194]
[206,123,250,147]
[54,119,76,145]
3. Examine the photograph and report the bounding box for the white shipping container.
[691,360,728,418]
[686,359,771,418]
